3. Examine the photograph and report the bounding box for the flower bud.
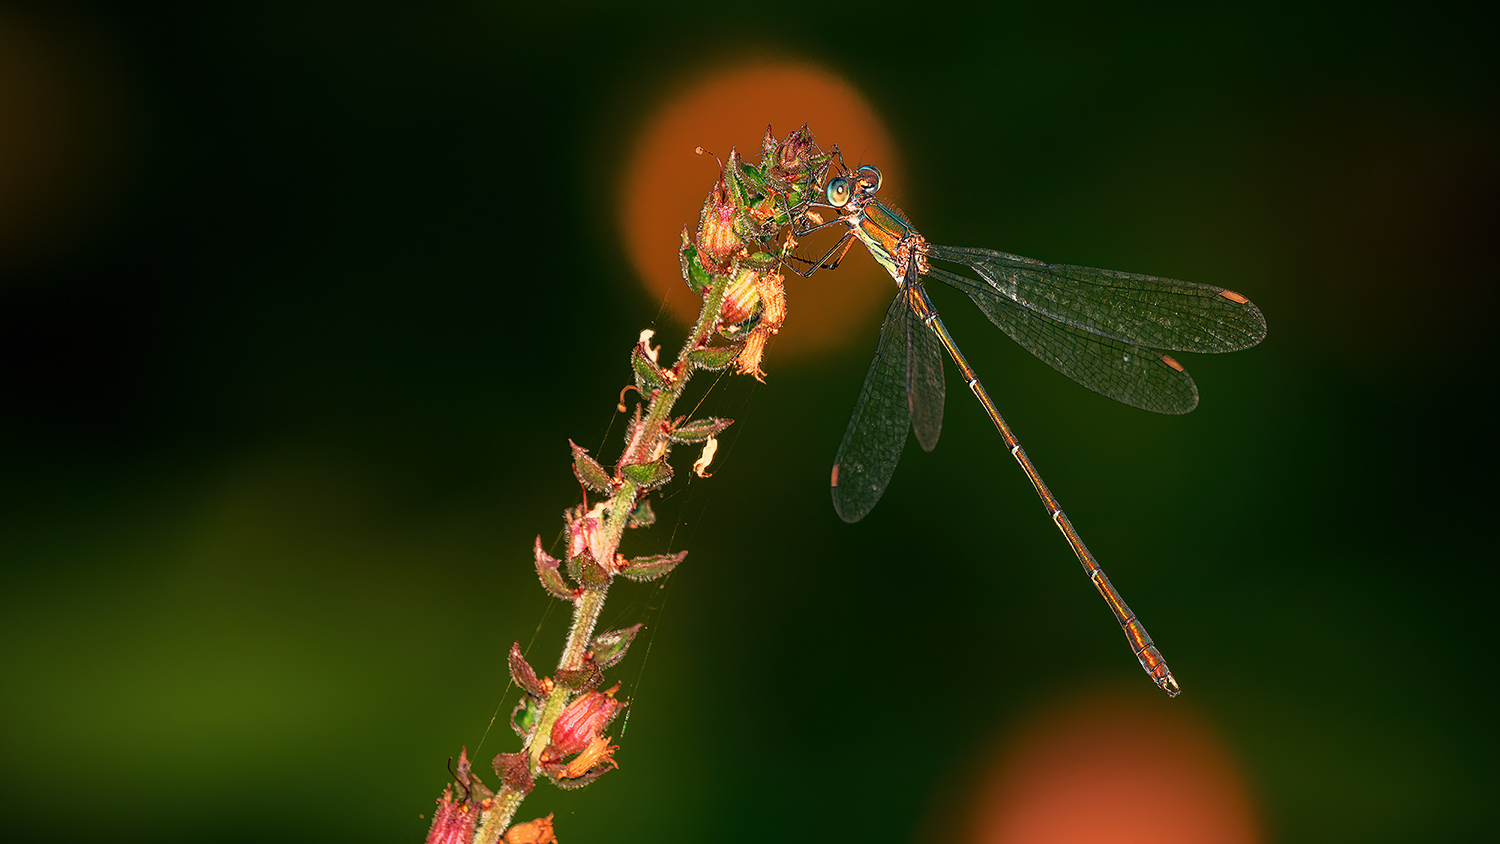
[719,265,764,326]
[695,176,742,274]
[777,123,815,176]
[548,685,624,757]
[425,784,476,844]
[428,748,489,844]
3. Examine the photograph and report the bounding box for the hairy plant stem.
[477,264,734,840]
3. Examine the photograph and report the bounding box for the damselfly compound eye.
[826,177,852,207]
[856,165,882,192]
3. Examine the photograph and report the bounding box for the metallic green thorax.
[851,199,918,282]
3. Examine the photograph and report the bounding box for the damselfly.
[787,152,1266,696]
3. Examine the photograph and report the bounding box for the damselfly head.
[825,164,883,209]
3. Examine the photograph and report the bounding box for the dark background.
[2,2,1495,842]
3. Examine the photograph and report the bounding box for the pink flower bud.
[548,685,624,757]
[695,176,743,273]
[719,266,764,326]
[777,124,815,174]
[425,784,476,844]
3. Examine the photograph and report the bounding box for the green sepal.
[725,149,781,242]
[721,148,752,204]
[534,536,579,601]
[631,344,669,394]
[564,543,581,584]
[589,623,642,671]
[625,497,656,529]
[511,697,538,739]
[570,440,613,493]
[681,244,713,294]
[579,555,612,589]
[617,550,687,582]
[621,458,673,490]
[687,344,741,371]
[763,183,801,227]
[669,417,733,444]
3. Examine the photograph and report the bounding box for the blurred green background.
[2,2,1494,842]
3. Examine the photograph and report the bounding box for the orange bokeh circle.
[618,62,900,361]
[959,691,1263,844]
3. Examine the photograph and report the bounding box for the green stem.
[479,264,734,838]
